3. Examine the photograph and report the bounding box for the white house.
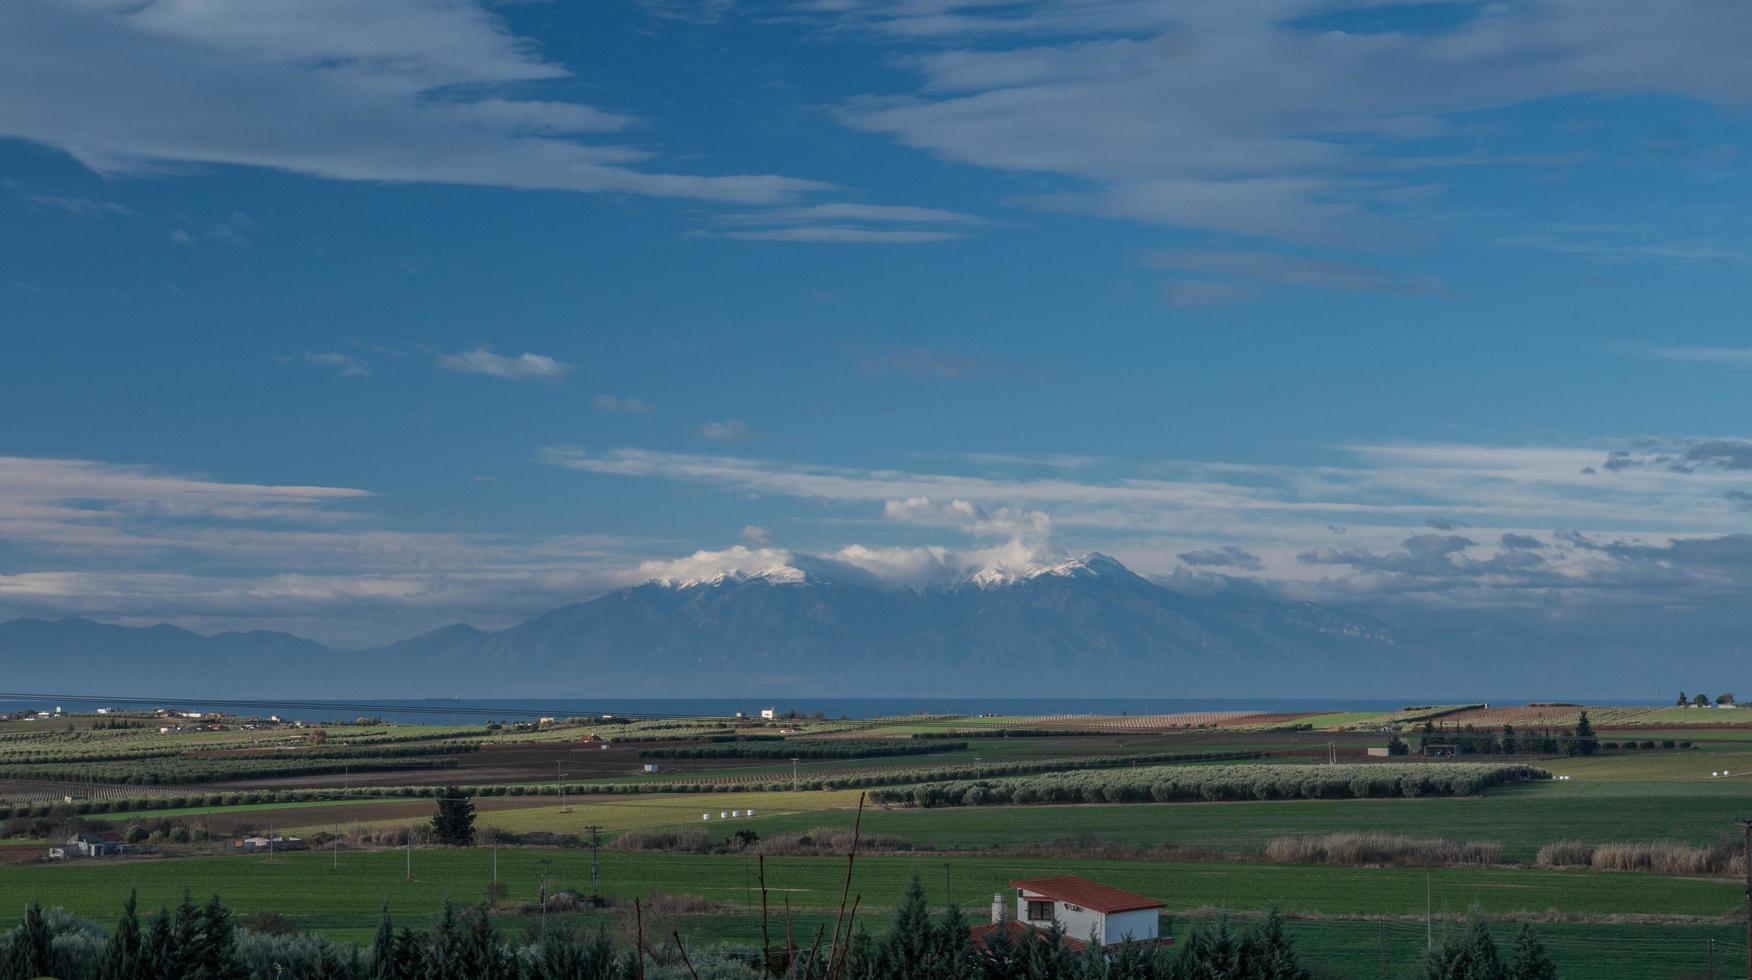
[759,708,777,720]
[985,876,1166,948]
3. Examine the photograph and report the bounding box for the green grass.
[707,781,1752,862]
[3,845,1741,980]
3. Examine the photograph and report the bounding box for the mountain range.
[0,554,1712,699]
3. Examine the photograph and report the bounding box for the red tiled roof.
[1011,876,1164,914]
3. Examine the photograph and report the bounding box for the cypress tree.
[423,901,466,980]
[430,788,476,846]
[1572,713,1598,756]
[1423,914,1505,980]
[98,890,144,980]
[1244,908,1309,980]
[10,903,52,980]
[880,876,935,972]
[139,909,177,980]
[185,894,242,980]
[931,902,973,980]
[1506,924,1557,980]
[369,906,400,980]
[1179,914,1244,980]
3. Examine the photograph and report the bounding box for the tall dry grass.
[1536,837,1747,875]
[1263,832,1501,867]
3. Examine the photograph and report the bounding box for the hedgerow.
[866,762,1549,807]
[639,740,966,760]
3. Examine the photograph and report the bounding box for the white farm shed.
[1002,876,1165,947]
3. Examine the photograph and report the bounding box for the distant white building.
[977,876,1167,949]
[759,708,777,720]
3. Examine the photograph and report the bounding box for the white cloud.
[720,203,982,225]
[1645,347,1752,368]
[825,1,1752,242]
[634,545,800,586]
[740,524,775,547]
[0,0,822,205]
[592,394,652,414]
[695,419,753,442]
[1148,248,1442,296]
[700,227,964,243]
[304,351,369,377]
[438,347,570,380]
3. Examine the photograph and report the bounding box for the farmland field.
[3,704,1751,978]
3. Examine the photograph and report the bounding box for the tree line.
[0,878,1561,979]
[869,762,1548,808]
[639,741,967,760]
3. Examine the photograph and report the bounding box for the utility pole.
[1738,818,1751,980]
[944,863,954,905]
[1379,922,1387,979]
[586,825,603,902]
[405,837,411,882]
[1426,873,1433,954]
[492,843,498,885]
[556,762,569,813]
[539,858,552,939]
[791,758,800,793]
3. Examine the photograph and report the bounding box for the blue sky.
[2,0,1752,644]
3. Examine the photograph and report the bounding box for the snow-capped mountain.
[0,554,1414,697]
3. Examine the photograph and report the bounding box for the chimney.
[991,892,1006,924]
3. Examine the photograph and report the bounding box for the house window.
[1025,900,1054,922]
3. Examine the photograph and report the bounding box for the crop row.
[638,740,966,760]
[0,752,464,786]
[0,749,1269,818]
[867,762,1550,807]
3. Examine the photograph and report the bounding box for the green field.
[1,847,1742,977]
[6,706,1752,978]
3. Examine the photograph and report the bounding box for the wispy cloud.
[1645,347,1752,367]
[695,419,753,442]
[4,179,133,217]
[699,227,964,243]
[304,352,369,378]
[1148,248,1442,296]
[824,0,1752,247]
[861,347,1001,379]
[0,0,821,205]
[592,394,652,413]
[439,347,571,381]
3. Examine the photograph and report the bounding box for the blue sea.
[0,696,1661,725]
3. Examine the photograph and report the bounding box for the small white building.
[995,876,1165,947]
[759,708,777,720]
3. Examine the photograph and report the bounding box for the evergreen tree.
[184,894,242,980]
[1423,915,1505,980]
[4,903,52,980]
[1499,725,1518,756]
[930,902,973,980]
[1179,914,1244,980]
[1506,925,1557,980]
[139,909,178,980]
[458,905,512,980]
[369,907,400,980]
[423,901,467,980]
[431,788,476,846]
[879,876,935,973]
[1571,713,1598,756]
[1243,908,1309,980]
[98,890,144,980]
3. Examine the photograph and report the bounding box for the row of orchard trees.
[869,762,1548,808]
[0,878,1562,980]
